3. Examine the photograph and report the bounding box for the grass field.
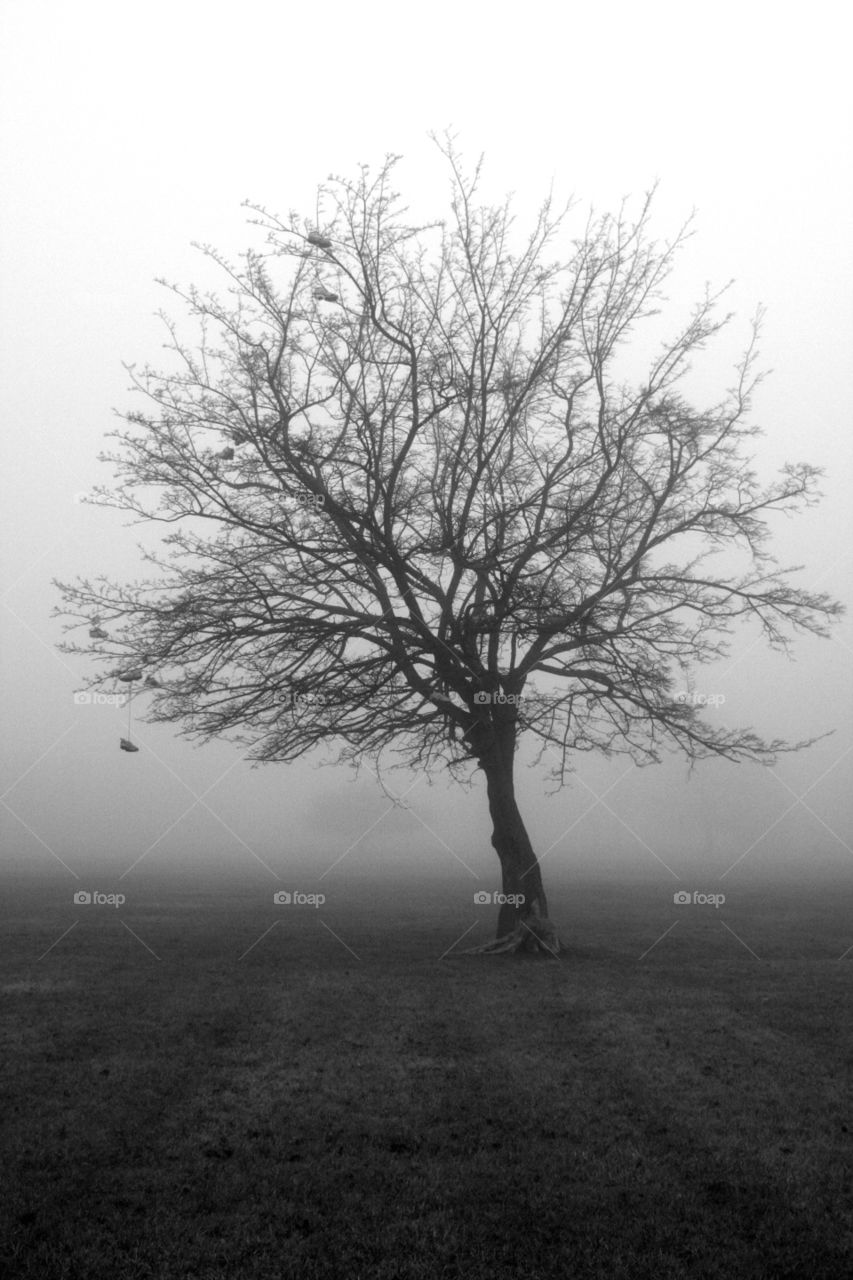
[1,872,851,1278]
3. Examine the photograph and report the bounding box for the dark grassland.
[1,874,851,1279]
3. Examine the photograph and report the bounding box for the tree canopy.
[56,141,842,951]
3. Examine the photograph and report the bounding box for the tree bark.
[465,716,561,956]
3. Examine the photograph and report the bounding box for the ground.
[1,872,850,1279]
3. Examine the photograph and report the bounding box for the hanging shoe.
[117,669,143,682]
[119,739,140,753]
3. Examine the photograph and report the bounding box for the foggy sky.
[1,0,851,899]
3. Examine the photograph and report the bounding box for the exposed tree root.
[463,913,562,958]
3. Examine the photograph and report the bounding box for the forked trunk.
[466,718,561,956]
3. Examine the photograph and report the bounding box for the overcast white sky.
[1,0,851,900]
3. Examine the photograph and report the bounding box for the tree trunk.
[465,717,561,956]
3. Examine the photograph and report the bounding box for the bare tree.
[55,140,842,954]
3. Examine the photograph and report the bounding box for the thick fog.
[1,0,851,906]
